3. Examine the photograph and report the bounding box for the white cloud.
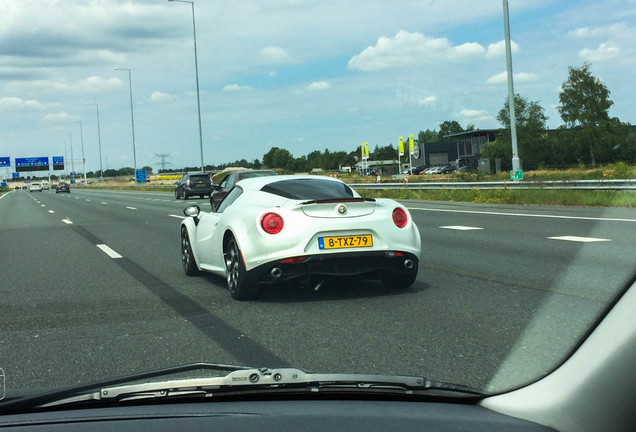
[260,46,293,64]
[348,30,485,72]
[0,97,46,111]
[149,91,176,102]
[8,76,122,94]
[486,40,519,58]
[578,43,620,62]
[567,23,630,39]
[222,84,252,92]
[307,81,330,91]
[43,111,78,123]
[486,71,539,85]
[459,109,492,123]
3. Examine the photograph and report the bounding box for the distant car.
[181,175,421,300]
[41,180,50,190]
[56,182,70,193]
[438,165,456,174]
[425,166,443,175]
[210,170,279,211]
[175,172,213,200]
[29,183,43,192]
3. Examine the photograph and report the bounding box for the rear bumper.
[247,251,418,285]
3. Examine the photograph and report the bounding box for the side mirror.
[183,205,201,225]
[183,205,200,217]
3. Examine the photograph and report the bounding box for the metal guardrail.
[62,179,636,191]
[351,179,636,191]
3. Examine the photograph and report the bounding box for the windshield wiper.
[0,365,484,414]
[0,362,250,414]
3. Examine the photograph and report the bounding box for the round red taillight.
[261,212,284,234]
[392,207,408,228]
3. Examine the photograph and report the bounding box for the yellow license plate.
[318,234,373,250]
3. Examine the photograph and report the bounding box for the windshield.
[0,0,634,405]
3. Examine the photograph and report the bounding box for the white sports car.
[180,175,421,300]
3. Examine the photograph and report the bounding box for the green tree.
[417,129,438,144]
[557,63,613,167]
[497,94,549,170]
[372,144,397,160]
[141,165,153,174]
[437,120,464,141]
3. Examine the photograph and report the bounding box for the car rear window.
[189,175,210,183]
[261,178,354,200]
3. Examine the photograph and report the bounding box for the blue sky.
[0,0,634,173]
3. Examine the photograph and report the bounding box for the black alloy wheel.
[181,227,199,276]
[224,237,261,301]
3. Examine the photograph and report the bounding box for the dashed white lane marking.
[62,219,73,224]
[48,210,55,214]
[97,244,123,259]
[169,214,186,219]
[440,225,483,231]
[101,202,108,205]
[548,236,611,243]
[126,206,137,210]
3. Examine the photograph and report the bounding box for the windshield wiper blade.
[1,366,484,413]
[0,362,251,414]
[41,368,482,409]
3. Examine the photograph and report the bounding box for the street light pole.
[87,103,103,182]
[503,0,520,174]
[114,68,137,173]
[67,132,75,180]
[169,0,205,172]
[74,121,87,184]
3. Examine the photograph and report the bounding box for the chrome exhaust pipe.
[270,267,282,278]
[404,259,414,270]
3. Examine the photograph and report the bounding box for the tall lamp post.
[503,0,520,174]
[114,68,137,173]
[74,121,87,184]
[169,0,205,172]
[87,103,104,182]
[67,132,75,180]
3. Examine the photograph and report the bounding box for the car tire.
[381,271,417,289]
[199,194,204,199]
[181,227,199,276]
[225,237,261,301]
[175,188,180,200]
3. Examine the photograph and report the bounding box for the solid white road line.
[409,207,636,223]
[548,236,611,243]
[169,214,186,219]
[440,225,483,231]
[96,244,123,258]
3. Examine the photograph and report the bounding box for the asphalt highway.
[1,187,635,395]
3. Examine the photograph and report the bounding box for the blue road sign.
[135,169,147,183]
[0,157,10,167]
[15,157,49,172]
